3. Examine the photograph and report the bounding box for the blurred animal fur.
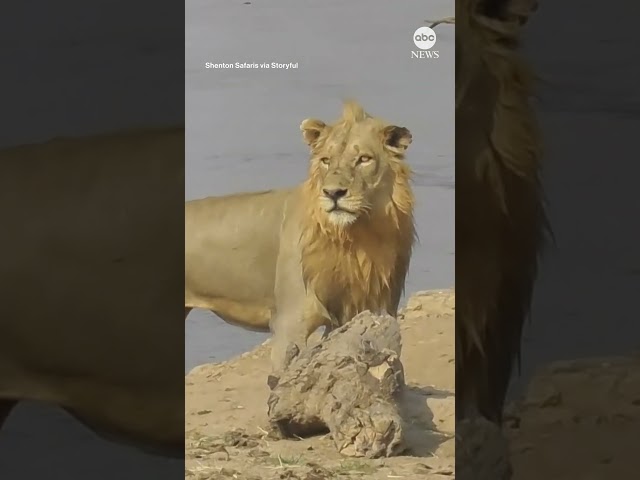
[455,0,548,423]
[0,127,185,457]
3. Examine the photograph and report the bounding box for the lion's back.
[185,187,300,306]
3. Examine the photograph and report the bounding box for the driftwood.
[456,416,512,480]
[266,312,406,458]
[426,16,455,29]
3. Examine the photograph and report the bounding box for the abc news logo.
[411,26,439,59]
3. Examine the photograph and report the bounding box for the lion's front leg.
[269,303,327,373]
[270,215,327,373]
[269,316,306,373]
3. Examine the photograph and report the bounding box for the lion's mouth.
[325,203,359,227]
[319,196,360,226]
[328,204,357,215]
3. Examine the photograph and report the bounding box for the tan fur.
[0,127,185,456]
[185,101,416,370]
[456,0,548,423]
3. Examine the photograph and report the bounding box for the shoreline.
[186,290,640,479]
[185,289,456,479]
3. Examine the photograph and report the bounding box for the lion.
[0,127,185,457]
[455,0,547,472]
[184,101,416,370]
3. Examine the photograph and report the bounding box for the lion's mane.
[299,101,416,326]
[456,0,549,422]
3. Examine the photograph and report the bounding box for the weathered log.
[266,311,406,458]
[456,416,512,480]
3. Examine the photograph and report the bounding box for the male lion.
[185,101,416,370]
[456,0,547,477]
[0,127,184,457]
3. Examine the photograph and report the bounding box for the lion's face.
[300,111,412,228]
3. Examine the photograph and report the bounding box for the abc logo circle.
[413,26,437,50]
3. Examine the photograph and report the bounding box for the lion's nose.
[322,188,348,201]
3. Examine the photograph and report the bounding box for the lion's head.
[295,102,416,325]
[300,101,414,232]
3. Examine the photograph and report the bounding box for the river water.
[508,2,640,397]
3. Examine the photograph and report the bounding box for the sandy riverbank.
[507,354,640,479]
[185,290,456,479]
[185,288,640,479]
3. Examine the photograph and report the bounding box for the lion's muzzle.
[319,188,359,226]
[322,187,348,202]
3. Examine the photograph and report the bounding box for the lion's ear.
[382,125,412,154]
[300,119,326,147]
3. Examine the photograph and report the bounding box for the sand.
[186,287,640,479]
[507,355,640,479]
[185,290,455,479]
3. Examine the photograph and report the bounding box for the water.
[508,2,640,397]
[185,0,455,372]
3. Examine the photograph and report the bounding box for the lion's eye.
[320,157,330,165]
[357,155,372,165]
